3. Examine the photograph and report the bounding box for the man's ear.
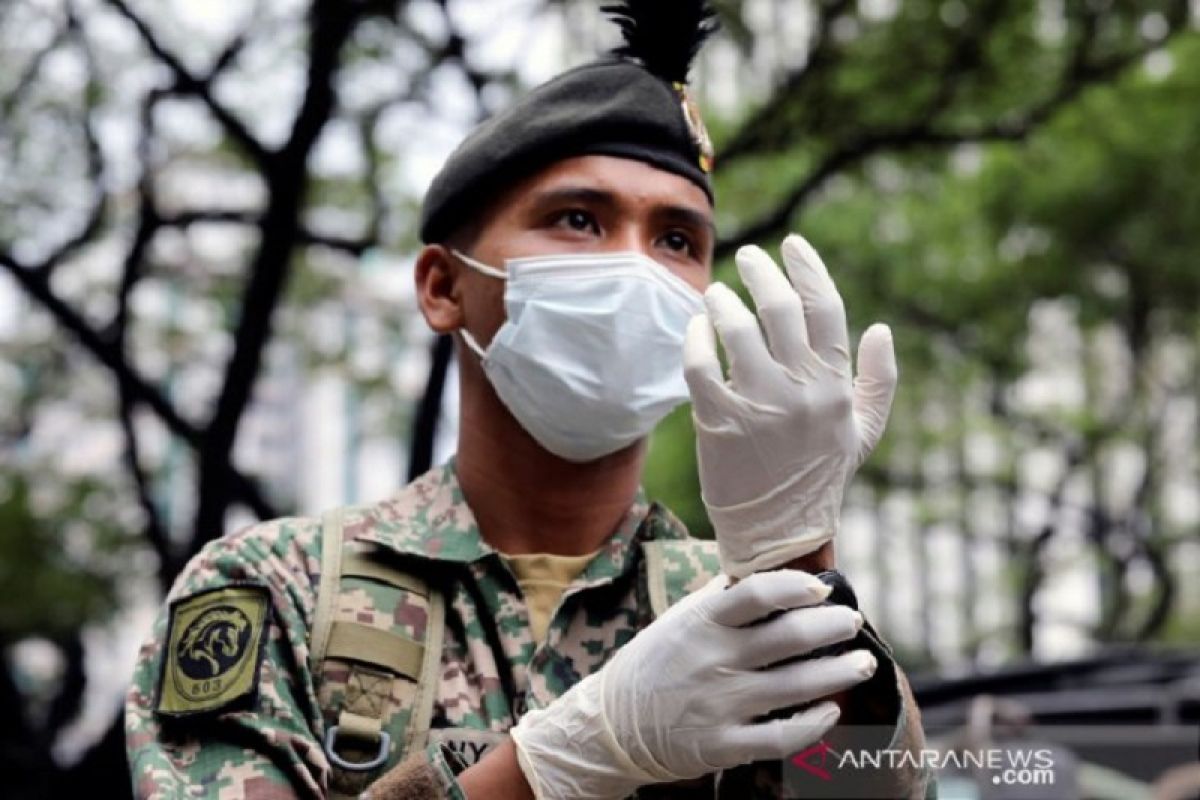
[414,245,465,334]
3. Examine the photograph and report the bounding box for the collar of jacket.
[348,459,691,585]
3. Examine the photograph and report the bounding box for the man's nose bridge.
[608,219,653,260]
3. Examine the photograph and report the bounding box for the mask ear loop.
[459,328,488,361]
[448,249,505,361]
[452,249,508,280]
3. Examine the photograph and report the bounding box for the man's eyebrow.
[527,186,618,211]
[656,204,716,236]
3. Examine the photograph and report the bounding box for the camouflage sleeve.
[126,517,329,799]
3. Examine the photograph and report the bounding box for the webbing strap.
[403,583,444,757]
[312,508,346,669]
[338,709,383,741]
[316,509,376,800]
[325,622,425,680]
[341,552,429,596]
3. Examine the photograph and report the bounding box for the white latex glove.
[510,570,876,800]
[683,234,898,578]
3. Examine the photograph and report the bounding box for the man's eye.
[660,231,694,255]
[554,209,599,233]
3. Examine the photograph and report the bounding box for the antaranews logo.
[790,740,834,781]
[785,740,1057,798]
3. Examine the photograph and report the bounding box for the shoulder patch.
[155,583,271,717]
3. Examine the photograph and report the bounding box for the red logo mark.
[790,740,833,781]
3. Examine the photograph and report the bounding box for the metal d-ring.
[324,725,391,772]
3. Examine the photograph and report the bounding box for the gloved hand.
[509,569,877,799]
[683,234,898,578]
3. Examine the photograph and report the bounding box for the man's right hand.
[508,569,876,799]
[683,235,898,579]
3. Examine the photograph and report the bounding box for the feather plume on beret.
[604,0,718,84]
[419,0,719,244]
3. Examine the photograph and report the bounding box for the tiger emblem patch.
[156,584,270,716]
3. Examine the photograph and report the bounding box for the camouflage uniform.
[127,461,930,799]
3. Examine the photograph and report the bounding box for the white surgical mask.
[454,249,705,462]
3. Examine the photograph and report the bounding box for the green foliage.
[646,404,709,538]
[0,473,137,638]
[648,20,1200,660]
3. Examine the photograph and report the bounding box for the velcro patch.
[155,584,270,717]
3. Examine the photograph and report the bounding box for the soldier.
[126,1,932,798]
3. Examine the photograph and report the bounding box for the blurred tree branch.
[0,0,518,579]
[103,0,271,169]
[714,0,1191,259]
[189,0,370,548]
[0,252,279,524]
[716,0,854,165]
[112,82,172,584]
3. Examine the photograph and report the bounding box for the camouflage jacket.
[127,461,931,799]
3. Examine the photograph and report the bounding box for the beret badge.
[675,83,714,173]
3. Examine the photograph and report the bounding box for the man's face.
[456,154,715,345]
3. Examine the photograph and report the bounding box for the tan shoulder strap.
[405,575,444,758]
[312,508,346,670]
[313,508,446,799]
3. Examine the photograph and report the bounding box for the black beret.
[419,1,718,244]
